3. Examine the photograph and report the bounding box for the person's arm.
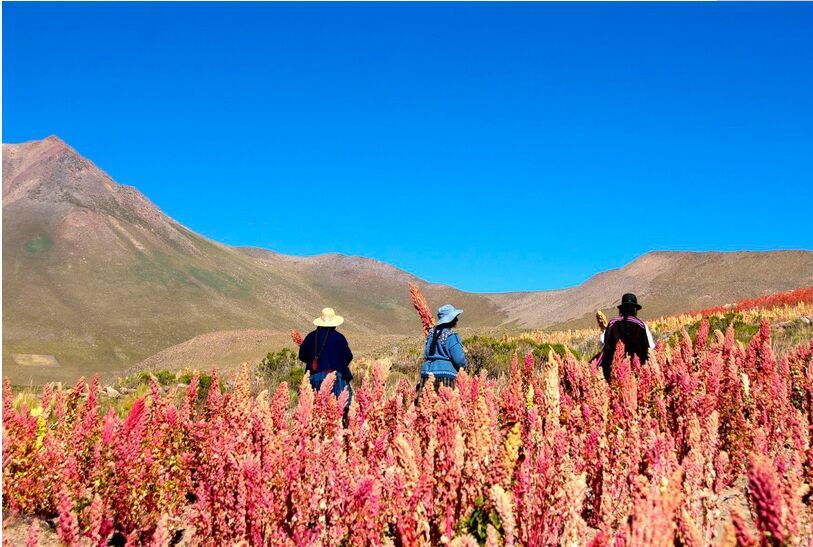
[447,334,468,370]
[423,330,433,359]
[298,333,313,366]
[338,333,353,381]
[344,339,353,364]
[598,324,618,379]
[599,331,605,346]
[645,324,656,349]
[596,310,608,330]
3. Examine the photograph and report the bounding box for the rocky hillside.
[488,250,813,329]
[4,136,812,383]
[2,137,502,383]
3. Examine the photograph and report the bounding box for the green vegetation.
[188,267,251,298]
[258,348,299,375]
[532,342,573,359]
[139,369,176,385]
[387,335,585,383]
[463,335,579,377]
[458,495,504,543]
[131,255,251,298]
[24,235,53,253]
[178,370,218,396]
[685,312,759,344]
[110,369,223,414]
[258,348,305,397]
[773,320,813,355]
[129,252,195,286]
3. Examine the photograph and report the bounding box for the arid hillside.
[4,136,813,383]
[488,250,813,329]
[2,137,501,383]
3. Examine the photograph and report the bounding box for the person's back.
[298,308,354,421]
[419,304,468,391]
[299,328,353,381]
[598,293,655,381]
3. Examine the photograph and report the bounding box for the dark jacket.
[298,327,353,381]
[598,315,650,381]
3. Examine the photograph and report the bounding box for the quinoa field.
[3,290,813,545]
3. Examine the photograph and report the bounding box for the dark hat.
[618,293,642,311]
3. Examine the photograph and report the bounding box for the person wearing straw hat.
[597,293,655,382]
[418,304,468,393]
[299,308,354,415]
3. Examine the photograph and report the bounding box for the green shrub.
[258,348,299,376]
[462,335,579,377]
[258,348,305,398]
[139,370,177,386]
[458,495,503,543]
[532,342,573,360]
[175,371,219,400]
[24,235,53,253]
[686,312,759,344]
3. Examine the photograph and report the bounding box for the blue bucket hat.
[437,304,463,325]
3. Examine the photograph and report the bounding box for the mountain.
[487,250,813,329]
[2,137,504,383]
[4,136,813,383]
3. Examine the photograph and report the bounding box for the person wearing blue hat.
[418,304,468,393]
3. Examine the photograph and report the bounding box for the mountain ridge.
[488,249,813,328]
[4,136,813,383]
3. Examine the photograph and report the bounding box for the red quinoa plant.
[3,323,813,545]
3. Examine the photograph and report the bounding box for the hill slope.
[488,251,813,329]
[2,137,503,383]
[4,136,812,383]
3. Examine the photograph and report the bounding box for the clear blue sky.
[4,2,812,292]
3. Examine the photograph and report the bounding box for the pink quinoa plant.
[25,520,39,547]
[409,282,435,335]
[3,327,813,545]
[747,456,786,546]
[57,490,80,546]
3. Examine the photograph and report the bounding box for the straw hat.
[313,307,344,327]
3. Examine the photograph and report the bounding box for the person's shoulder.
[609,315,646,329]
[625,317,648,333]
[628,316,647,329]
[335,330,349,342]
[607,316,624,329]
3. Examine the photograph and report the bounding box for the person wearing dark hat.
[417,304,468,393]
[597,293,655,382]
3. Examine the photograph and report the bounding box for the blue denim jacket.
[420,327,468,379]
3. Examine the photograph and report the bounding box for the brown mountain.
[487,250,813,329]
[2,137,503,383]
[4,136,812,383]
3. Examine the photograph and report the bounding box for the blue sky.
[4,2,812,292]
